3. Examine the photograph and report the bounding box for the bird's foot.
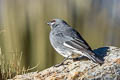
[73,56,88,61]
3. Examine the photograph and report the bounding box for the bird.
[47,19,103,66]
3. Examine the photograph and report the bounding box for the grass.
[0,48,39,80]
[0,48,27,79]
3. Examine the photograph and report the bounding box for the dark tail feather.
[78,49,104,65]
[84,50,104,65]
[89,54,104,65]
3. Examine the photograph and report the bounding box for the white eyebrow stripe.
[51,22,55,25]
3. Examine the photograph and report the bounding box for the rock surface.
[10,46,120,80]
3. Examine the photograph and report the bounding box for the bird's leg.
[73,56,88,61]
[54,56,70,67]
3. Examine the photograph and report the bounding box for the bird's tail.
[89,54,103,65]
[82,50,104,65]
[76,49,104,65]
[86,51,104,65]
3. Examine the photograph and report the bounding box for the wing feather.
[63,39,95,56]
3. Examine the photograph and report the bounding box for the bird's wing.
[63,28,92,49]
[63,38,89,50]
[63,38,103,64]
[63,27,95,55]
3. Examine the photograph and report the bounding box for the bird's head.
[47,19,67,29]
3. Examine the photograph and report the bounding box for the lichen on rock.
[10,46,120,80]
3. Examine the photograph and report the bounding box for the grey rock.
[11,46,120,80]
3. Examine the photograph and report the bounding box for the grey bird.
[47,19,103,66]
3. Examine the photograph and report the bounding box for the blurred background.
[0,0,120,78]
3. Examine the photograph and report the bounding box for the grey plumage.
[48,19,103,64]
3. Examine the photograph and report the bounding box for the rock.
[10,46,120,80]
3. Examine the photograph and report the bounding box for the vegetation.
[0,49,25,79]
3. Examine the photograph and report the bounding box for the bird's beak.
[47,22,51,26]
